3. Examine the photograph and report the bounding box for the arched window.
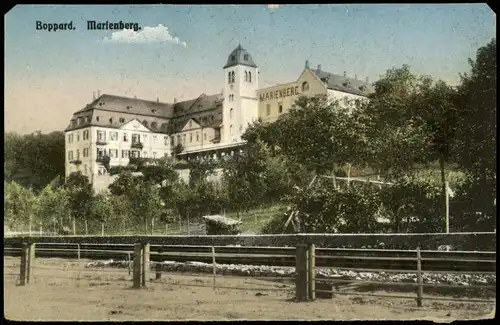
[244,71,248,82]
[231,71,235,83]
[177,135,181,144]
[119,117,125,123]
[248,71,252,83]
[229,125,233,136]
[151,122,158,129]
[228,72,231,84]
[302,81,309,92]
[142,120,148,127]
[230,108,233,119]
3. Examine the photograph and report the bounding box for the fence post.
[133,243,142,288]
[295,244,309,301]
[77,243,81,280]
[212,246,217,290]
[155,246,162,280]
[141,243,150,287]
[26,243,36,283]
[308,244,316,301]
[19,243,29,285]
[165,223,168,235]
[416,247,423,307]
[40,222,43,235]
[101,223,104,236]
[127,252,132,276]
[85,219,88,235]
[72,219,76,235]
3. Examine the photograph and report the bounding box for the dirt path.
[3,257,495,321]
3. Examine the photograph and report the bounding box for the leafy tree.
[4,181,37,230]
[4,131,65,190]
[187,157,218,187]
[64,172,94,223]
[34,183,71,232]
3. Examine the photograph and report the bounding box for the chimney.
[97,89,101,97]
[354,74,358,80]
[92,92,96,100]
[305,60,310,69]
[174,98,177,104]
[343,71,347,78]
[365,77,369,84]
[317,64,321,71]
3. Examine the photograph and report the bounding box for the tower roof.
[223,44,257,69]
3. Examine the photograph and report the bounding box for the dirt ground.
[3,257,495,321]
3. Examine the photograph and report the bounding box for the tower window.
[230,108,233,119]
[266,104,271,116]
[231,55,235,61]
[244,54,249,61]
[302,81,309,92]
[228,72,231,84]
[245,71,248,82]
[248,71,252,83]
[231,71,235,83]
[229,125,233,136]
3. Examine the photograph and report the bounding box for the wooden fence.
[6,234,496,307]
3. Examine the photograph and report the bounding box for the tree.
[4,181,37,230]
[4,131,65,190]
[64,172,94,224]
[34,183,71,232]
[454,38,496,212]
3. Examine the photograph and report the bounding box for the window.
[109,149,114,158]
[122,150,129,158]
[132,133,140,143]
[266,104,271,116]
[76,149,80,159]
[183,134,186,144]
[190,133,193,143]
[119,117,125,123]
[85,116,91,123]
[231,71,235,83]
[68,134,73,143]
[78,117,83,125]
[279,103,283,114]
[97,130,106,141]
[143,120,148,127]
[142,134,147,142]
[302,81,309,92]
[229,125,233,136]
[211,115,214,121]
[83,130,89,140]
[68,151,73,160]
[189,120,192,128]
[110,131,117,141]
[153,136,157,144]
[109,118,113,124]
[177,135,181,144]
[123,133,129,142]
[96,148,105,158]
[83,148,89,157]
[204,133,207,141]
[244,54,249,61]
[151,122,158,129]
[228,72,231,84]
[245,71,248,82]
[96,116,100,122]
[130,151,140,158]
[164,136,168,146]
[231,55,235,61]
[171,137,174,146]
[230,108,233,119]
[196,132,199,141]
[76,133,80,141]
[248,71,252,82]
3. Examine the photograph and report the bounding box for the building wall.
[327,89,368,112]
[257,68,327,123]
[175,119,220,153]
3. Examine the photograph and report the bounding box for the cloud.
[268,5,279,9]
[104,24,187,47]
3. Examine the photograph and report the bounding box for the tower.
[222,44,259,144]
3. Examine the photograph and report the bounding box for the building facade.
[64,45,374,190]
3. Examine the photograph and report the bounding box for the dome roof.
[223,44,257,69]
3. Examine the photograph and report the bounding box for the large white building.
[64,45,374,190]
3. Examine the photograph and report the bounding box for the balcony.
[96,139,108,145]
[211,137,221,144]
[70,159,82,166]
[96,155,110,164]
[131,141,143,149]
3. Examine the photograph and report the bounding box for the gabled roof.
[77,94,175,117]
[223,44,257,69]
[311,68,374,97]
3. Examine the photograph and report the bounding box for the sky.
[4,4,496,134]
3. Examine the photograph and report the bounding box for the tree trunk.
[439,155,447,233]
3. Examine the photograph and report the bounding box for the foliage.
[187,157,218,187]
[4,131,65,191]
[4,181,37,229]
[34,183,71,228]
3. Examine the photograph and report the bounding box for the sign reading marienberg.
[259,85,300,102]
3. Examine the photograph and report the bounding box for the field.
[3,257,494,321]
